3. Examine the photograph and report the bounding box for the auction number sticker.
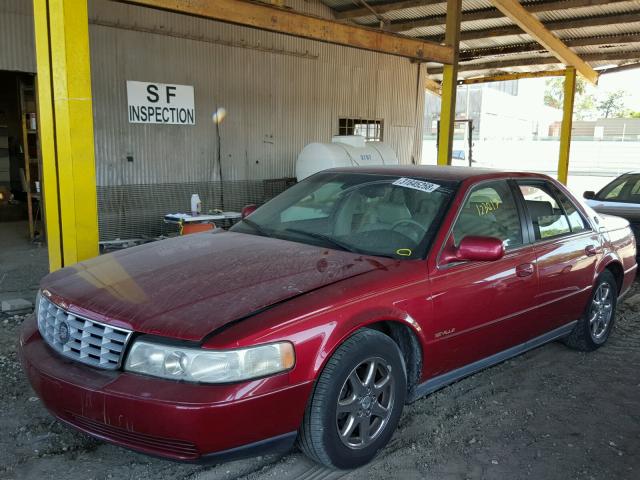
[393,177,440,193]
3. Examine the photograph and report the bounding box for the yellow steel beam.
[490,0,599,84]
[113,0,453,63]
[32,0,99,270]
[33,0,62,271]
[558,67,576,185]
[457,69,566,84]
[437,0,462,166]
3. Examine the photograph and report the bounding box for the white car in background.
[584,172,640,256]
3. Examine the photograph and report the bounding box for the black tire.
[298,329,407,469]
[564,270,618,352]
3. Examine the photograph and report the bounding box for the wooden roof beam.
[459,33,640,61]
[457,69,567,84]
[112,0,453,63]
[428,50,640,75]
[383,0,627,33]
[422,11,640,43]
[489,0,598,83]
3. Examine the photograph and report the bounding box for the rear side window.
[553,188,589,233]
[519,184,571,240]
[452,181,523,248]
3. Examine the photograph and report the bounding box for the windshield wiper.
[240,218,271,237]
[283,228,359,253]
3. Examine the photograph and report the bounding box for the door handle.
[516,263,535,277]
[585,245,598,257]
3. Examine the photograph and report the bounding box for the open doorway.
[0,71,41,242]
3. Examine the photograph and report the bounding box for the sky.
[595,69,640,111]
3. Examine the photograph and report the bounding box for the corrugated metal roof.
[319,0,640,78]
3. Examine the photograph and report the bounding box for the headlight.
[124,340,295,383]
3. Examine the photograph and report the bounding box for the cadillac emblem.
[57,322,70,344]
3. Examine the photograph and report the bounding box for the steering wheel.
[390,219,428,237]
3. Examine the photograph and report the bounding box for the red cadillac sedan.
[20,166,637,469]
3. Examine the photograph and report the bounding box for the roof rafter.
[488,0,598,83]
[422,11,640,43]
[459,33,640,61]
[382,0,627,33]
[428,50,640,75]
[457,69,568,84]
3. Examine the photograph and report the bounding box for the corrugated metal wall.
[0,1,36,73]
[0,0,426,239]
[88,0,425,186]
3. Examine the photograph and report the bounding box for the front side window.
[519,183,571,240]
[231,172,456,259]
[597,174,640,204]
[452,181,523,248]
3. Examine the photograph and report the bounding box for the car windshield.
[597,174,640,204]
[230,171,456,259]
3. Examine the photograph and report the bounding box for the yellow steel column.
[557,67,576,185]
[32,0,99,270]
[437,0,462,166]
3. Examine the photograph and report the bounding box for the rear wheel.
[564,270,617,351]
[298,329,406,469]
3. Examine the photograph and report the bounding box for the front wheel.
[298,329,406,469]
[564,270,617,351]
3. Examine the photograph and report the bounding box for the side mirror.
[441,236,505,264]
[241,204,258,219]
[583,191,596,200]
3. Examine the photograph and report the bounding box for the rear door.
[426,179,540,377]
[516,180,599,330]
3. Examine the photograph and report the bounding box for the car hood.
[42,232,395,341]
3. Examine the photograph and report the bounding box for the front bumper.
[19,315,312,462]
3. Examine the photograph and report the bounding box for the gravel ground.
[1,279,638,480]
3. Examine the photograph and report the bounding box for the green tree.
[544,76,588,109]
[597,90,628,118]
[544,76,595,119]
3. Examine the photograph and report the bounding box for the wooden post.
[32,0,99,270]
[558,67,576,185]
[437,0,462,166]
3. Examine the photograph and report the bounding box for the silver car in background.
[584,172,640,256]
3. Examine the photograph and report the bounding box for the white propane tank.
[296,136,399,181]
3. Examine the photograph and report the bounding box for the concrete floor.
[0,221,48,306]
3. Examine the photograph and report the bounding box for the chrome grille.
[36,294,132,370]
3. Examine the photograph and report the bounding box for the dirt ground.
[0,243,638,480]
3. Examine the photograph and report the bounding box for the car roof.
[326,165,553,183]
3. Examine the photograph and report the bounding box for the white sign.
[393,177,440,193]
[127,81,195,125]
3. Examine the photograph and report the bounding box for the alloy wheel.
[589,282,613,341]
[336,356,395,449]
